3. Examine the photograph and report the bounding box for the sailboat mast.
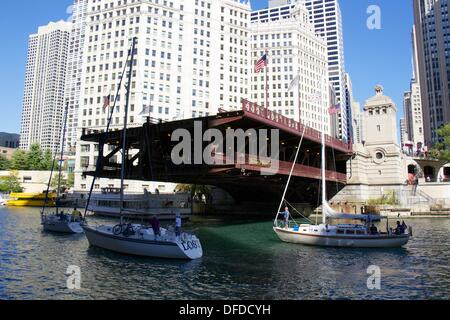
[57,101,69,210]
[119,37,137,220]
[321,75,327,225]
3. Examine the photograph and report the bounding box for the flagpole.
[265,49,269,109]
[298,72,301,125]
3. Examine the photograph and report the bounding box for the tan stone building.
[0,147,15,161]
[332,85,449,210]
[348,86,406,187]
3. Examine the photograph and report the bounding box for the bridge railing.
[241,99,352,153]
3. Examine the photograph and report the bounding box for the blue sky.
[0,0,413,134]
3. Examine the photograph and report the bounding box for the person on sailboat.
[369,224,378,235]
[57,210,66,221]
[401,221,408,233]
[175,213,182,237]
[72,207,82,222]
[283,207,290,229]
[150,216,161,240]
[394,221,405,235]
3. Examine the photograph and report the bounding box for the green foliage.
[0,171,23,193]
[0,155,11,170]
[430,124,450,162]
[9,144,55,171]
[367,190,398,206]
[11,149,29,170]
[174,184,212,203]
[27,143,45,170]
[51,173,66,190]
[51,172,74,192]
[42,149,54,170]
[67,173,75,188]
[175,184,193,193]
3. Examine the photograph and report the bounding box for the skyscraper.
[301,0,348,142]
[400,117,408,147]
[344,73,355,142]
[413,0,450,146]
[250,2,331,134]
[20,21,71,153]
[65,0,88,154]
[251,0,348,141]
[403,26,425,150]
[74,0,252,192]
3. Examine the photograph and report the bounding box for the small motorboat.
[7,192,56,207]
[83,223,203,260]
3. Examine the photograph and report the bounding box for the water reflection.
[0,207,449,300]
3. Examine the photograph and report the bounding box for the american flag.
[103,95,111,110]
[328,103,342,115]
[288,75,300,92]
[254,53,268,74]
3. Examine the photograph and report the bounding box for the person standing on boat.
[72,207,82,222]
[283,207,290,229]
[150,216,161,240]
[175,213,182,237]
[395,221,405,235]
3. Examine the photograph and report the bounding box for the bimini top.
[328,213,384,222]
[323,202,383,222]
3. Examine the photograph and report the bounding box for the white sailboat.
[273,76,411,248]
[82,38,203,260]
[41,102,83,234]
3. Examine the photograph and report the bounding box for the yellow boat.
[7,192,57,207]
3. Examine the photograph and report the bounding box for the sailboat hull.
[274,227,410,248]
[42,216,84,234]
[83,225,203,260]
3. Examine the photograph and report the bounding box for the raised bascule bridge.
[81,100,352,215]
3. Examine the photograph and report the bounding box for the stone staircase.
[398,186,434,206]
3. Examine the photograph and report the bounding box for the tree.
[430,124,450,162]
[10,149,29,170]
[51,172,74,193]
[175,184,211,203]
[27,143,45,170]
[51,173,67,190]
[67,173,75,188]
[0,171,23,193]
[42,149,55,171]
[0,155,10,170]
[175,184,192,193]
